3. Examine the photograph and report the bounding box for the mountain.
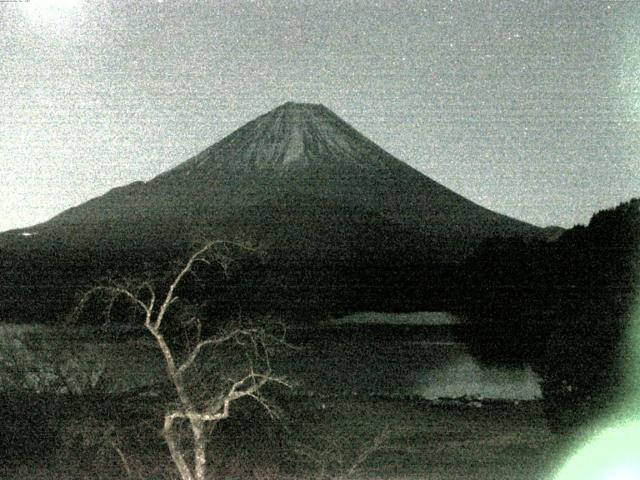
[1,102,550,321]
[8,102,541,253]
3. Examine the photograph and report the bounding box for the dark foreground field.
[1,393,564,480]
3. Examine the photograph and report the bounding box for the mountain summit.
[164,102,364,173]
[160,102,411,176]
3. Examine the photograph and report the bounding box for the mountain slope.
[1,102,549,321]
[17,102,542,257]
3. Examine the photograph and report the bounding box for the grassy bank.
[1,392,561,479]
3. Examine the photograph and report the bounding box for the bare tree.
[294,426,391,480]
[75,240,288,480]
[0,324,109,395]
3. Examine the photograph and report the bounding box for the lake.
[283,313,541,400]
[0,313,542,400]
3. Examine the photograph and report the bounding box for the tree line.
[455,198,639,430]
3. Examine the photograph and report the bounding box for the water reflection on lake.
[284,312,542,400]
[411,347,541,400]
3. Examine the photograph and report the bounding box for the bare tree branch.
[74,239,287,480]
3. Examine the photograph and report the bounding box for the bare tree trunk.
[164,415,195,480]
[192,418,208,480]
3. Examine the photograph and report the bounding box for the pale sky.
[1,0,639,232]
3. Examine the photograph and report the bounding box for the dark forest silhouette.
[456,198,639,430]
